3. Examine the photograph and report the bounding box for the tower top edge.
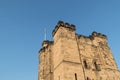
[76,31,107,40]
[38,40,53,53]
[52,20,76,37]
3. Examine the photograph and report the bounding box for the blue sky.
[0,0,120,80]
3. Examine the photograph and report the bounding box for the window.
[75,73,77,80]
[86,77,91,80]
[94,62,97,69]
[58,76,60,80]
[94,61,100,71]
[83,60,88,69]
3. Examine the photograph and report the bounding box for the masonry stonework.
[38,21,120,80]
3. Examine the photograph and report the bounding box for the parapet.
[39,40,53,53]
[42,40,50,48]
[42,40,53,47]
[78,31,107,40]
[52,20,76,37]
[91,31,107,39]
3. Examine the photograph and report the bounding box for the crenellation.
[42,40,53,48]
[39,40,53,54]
[92,31,107,39]
[77,32,106,47]
[38,21,120,80]
[52,21,76,37]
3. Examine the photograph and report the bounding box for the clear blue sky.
[0,0,120,80]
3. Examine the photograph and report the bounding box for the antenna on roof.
[44,28,47,40]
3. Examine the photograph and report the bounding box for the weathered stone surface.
[38,21,120,80]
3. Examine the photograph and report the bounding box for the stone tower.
[38,21,120,80]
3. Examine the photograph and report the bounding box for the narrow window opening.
[75,73,77,80]
[84,60,88,69]
[58,76,60,80]
[86,77,91,80]
[94,62,97,70]
[94,61,100,71]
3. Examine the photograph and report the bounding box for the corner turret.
[39,40,53,53]
[42,40,50,48]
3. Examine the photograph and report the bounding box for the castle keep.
[38,21,120,80]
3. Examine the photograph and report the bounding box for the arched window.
[75,73,77,80]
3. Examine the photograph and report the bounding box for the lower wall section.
[53,60,120,80]
[53,62,64,80]
[63,61,85,80]
[98,69,120,80]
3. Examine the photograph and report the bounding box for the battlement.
[42,40,50,47]
[38,21,120,80]
[77,31,107,40]
[52,20,76,37]
[91,31,107,39]
[39,40,53,53]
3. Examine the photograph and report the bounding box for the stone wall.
[38,21,120,80]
